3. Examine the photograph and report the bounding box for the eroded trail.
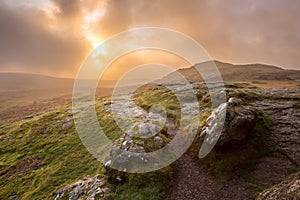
[169,154,252,200]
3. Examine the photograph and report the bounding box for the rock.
[61,122,71,130]
[61,117,73,130]
[104,160,111,167]
[1,135,12,142]
[54,174,112,200]
[154,136,164,148]
[8,195,19,200]
[220,107,257,147]
[43,127,50,134]
[103,101,113,106]
[228,97,241,106]
[256,172,300,200]
[105,130,148,172]
[122,140,128,150]
[138,123,151,138]
[22,115,34,120]
[250,100,300,167]
[201,98,258,148]
[116,175,122,181]
[215,90,227,101]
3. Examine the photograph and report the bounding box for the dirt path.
[169,154,252,200]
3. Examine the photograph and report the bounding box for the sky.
[0,0,299,79]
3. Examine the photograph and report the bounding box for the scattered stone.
[116,176,122,182]
[54,174,113,200]
[103,101,114,106]
[8,195,19,200]
[107,132,147,172]
[61,117,73,130]
[43,127,51,134]
[1,135,12,142]
[22,115,34,120]
[154,136,164,148]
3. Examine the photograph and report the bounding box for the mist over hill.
[0,73,74,91]
[1,61,300,92]
[0,73,117,92]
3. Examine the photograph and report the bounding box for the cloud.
[0,0,299,78]
[90,0,300,69]
[0,1,91,77]
[50,0,81,19]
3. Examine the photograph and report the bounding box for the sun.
[86,32,104,48]
[83,11,106,48]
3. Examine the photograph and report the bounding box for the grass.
[1,81,296,199]
[0,97,173,199]
[133,85,182,127]
[105,166,173,200]
[0,109,102,199]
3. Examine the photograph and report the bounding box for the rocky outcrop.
[105,131,147,172]
[201,97,258,148]
[256,172,300,200]
[54,174,113,200]
[103,96,169,173]
[251,99,300,168]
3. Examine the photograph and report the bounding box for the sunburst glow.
[83,11,106,48]
[86,32,104,48]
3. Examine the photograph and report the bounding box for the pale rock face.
[201,97,258,148]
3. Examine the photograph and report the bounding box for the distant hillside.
[161,61,300,83]
[0,73,116,92]
[2,61,300,92]
[0,73,75,91]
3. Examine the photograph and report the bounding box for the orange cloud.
[0,0,299,78]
